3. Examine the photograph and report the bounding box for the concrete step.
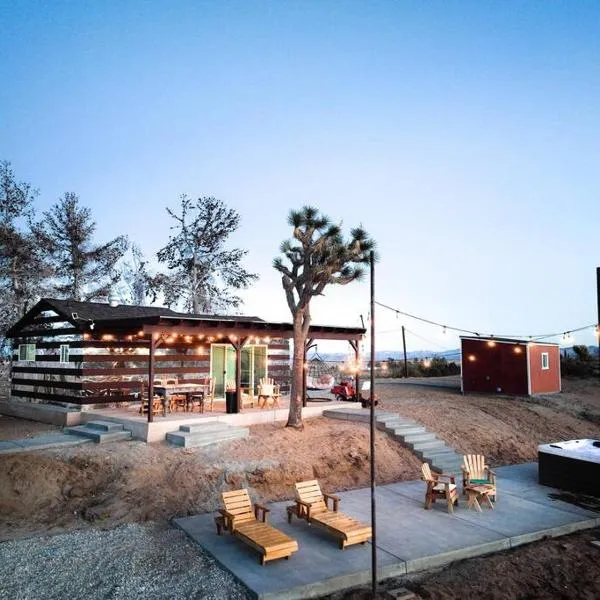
[64,425,131,444]
[166,424,249,448]
[401,433,437,444]
[179,422,230,433]
[377,417,418,429]
[85,420,124,432]
[422,449,460,461]
[407,439,447,451]
[388,426,428,436]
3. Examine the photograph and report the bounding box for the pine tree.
[273,206,374,428]
[0,161,48,348]
[34,192,128,301]
[154,195,257,313]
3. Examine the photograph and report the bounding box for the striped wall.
[10,310,291,406]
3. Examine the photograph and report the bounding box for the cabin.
[5,298,364,423]
[461,336,561,396]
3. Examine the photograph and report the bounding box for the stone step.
[85,420,124,432]
[407,439,446,452]
[166,425,249,448]
[377,417,418,428]
[422,448,460,461]
[64,425,132,444]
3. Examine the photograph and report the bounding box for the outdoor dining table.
[154,383,210,414]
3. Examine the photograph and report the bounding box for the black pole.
[402,325,408,378]
[148,336,156,423]
[597,267,600,378]
[369,250,377,596]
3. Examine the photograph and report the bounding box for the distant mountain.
[316,349,461,362]
[317,345,598,363]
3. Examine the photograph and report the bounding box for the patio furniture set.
[138,377,281,416]
[214,455,496,565]
[215,479,372,565]
[422,453,497,513]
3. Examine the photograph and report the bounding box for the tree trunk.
[287,307,310,429]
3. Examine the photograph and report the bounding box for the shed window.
[18,344,36,361]
[541,352,549,370]
[60,344,69,363]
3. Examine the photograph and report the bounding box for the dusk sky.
[1,1,599,354]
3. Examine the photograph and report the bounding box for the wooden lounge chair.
[290,480,372,549]
[215,489,298,565]
[462,454,497,501]
[422,463,459,513]
[257,377,281,409]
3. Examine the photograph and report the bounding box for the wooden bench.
[216,489,298,565]
[291,480,372,550]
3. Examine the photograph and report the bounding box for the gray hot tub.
[538,439,600,497]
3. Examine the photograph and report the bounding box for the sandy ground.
[1,377,599,599]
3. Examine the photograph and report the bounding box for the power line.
[375,300,597,341]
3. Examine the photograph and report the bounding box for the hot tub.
[538,439,600,497]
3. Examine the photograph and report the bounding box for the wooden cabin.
[6,298,364,421]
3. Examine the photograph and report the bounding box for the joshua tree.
[273,206,374,429]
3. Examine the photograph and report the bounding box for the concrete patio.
[174,463,600,600]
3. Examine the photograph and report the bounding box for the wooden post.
[147,335,157,423]
[369,250,377,596]
[303,339,315,407]
[231,337,248,412]
[349,340,360,401]
[402,325,408,378]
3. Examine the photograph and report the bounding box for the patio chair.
[289,479,372,549]
[257,377,281,409]
[138,383,165,416]
[421,462,459,513]
[215,489,298,565]
[462,455,497,501]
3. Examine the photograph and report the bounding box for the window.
[18,344,36,361]
[60,344,70,363]
[541,352,549,370]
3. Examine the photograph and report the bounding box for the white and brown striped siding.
[11,310,291,405]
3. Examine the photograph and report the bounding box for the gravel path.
[0,523,250,600]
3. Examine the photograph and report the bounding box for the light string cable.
[374,300,598,341]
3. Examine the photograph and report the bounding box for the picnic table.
[154,383,210,413]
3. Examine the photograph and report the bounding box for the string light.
[375,300,596,341]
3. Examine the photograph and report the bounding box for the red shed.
[460,336,561,396]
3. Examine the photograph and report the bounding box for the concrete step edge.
[85,421,124,432]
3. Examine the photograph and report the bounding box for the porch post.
[231,337,249,412]
[148,335,157,423]
[303,339,314,408]
[349,340,360,402]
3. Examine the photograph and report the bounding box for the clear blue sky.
[1,1,599,353]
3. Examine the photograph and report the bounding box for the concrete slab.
[175,463,600,600]
[0,433,93,454]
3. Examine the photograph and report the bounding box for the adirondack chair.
[289,480,372,549]
[257,377,281,409]
[215,489,298,565]
[421,462,459,513]
[462,455,497,501]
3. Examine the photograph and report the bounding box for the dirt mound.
[0,419,421,540]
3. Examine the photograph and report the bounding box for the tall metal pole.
[597,267,600,378]
[148,336,156,423]
[369,250,377,596]
[402,325,408,378]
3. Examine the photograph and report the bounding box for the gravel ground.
[0,523,250,600]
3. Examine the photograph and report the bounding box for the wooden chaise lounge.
[215,489,298,565]
[289,480,372,550]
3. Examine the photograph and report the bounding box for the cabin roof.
[7,298,364,341]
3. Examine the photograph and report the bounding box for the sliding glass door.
[211,344,267,399]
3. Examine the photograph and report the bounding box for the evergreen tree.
[273,206,374,428]
[154,195,257,313]
[34,192,128,301]
[0,161,48,347]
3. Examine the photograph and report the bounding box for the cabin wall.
[10,316,291,406]
[528,344,561,394]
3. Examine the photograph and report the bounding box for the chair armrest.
[295,499,313,519]
[437,474,456,484]
[219,508,236,531]
[254,503,270,522]
[323,492,340,512]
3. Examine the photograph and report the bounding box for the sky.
[1,1,599,354]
